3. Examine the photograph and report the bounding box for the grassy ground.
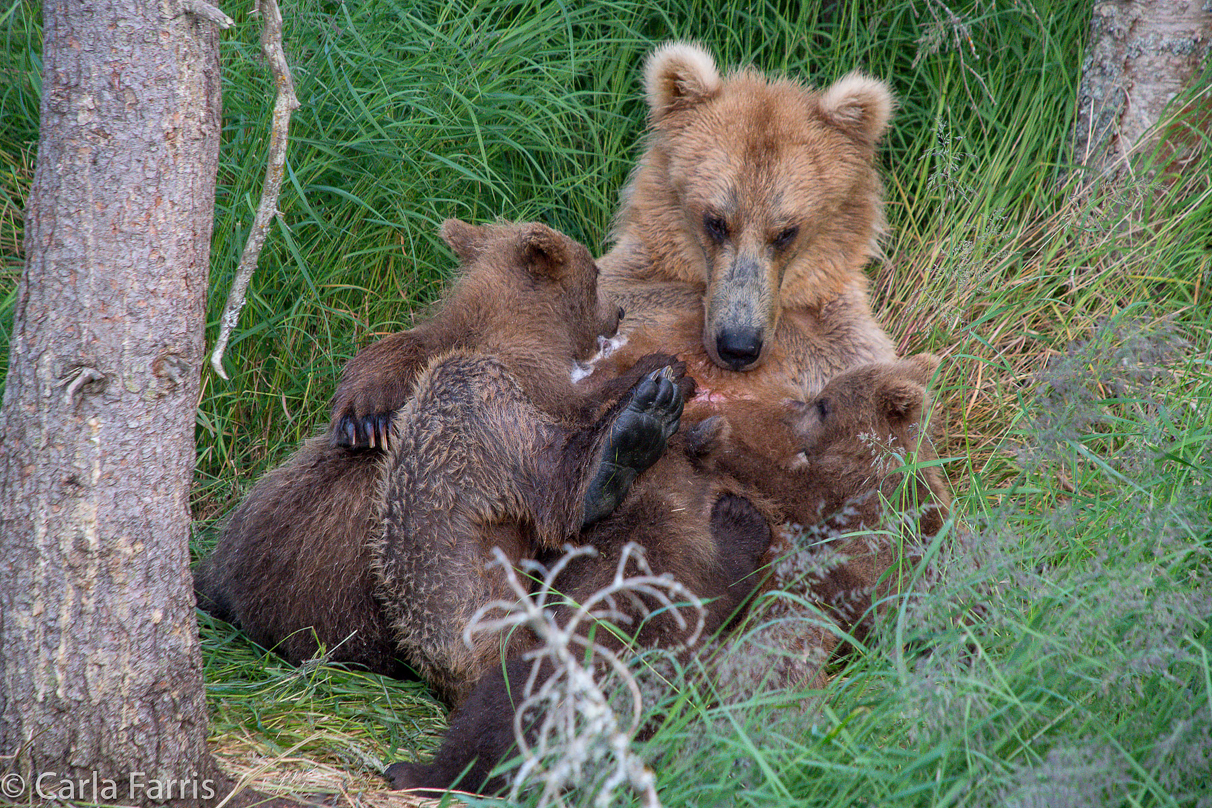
[2,0,1210,805]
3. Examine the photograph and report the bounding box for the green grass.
[2,0,1209,805]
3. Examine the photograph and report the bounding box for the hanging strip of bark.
[210,0,299,379]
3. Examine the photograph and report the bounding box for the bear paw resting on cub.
[383,354,949,797]
[580,364,686,527]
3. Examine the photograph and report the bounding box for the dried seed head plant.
[465,543,707,808]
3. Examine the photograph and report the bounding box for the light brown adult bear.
[599,41,897,400]
[327,42,896,445]
[383,355,950,797]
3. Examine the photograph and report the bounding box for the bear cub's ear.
[516,222,571,282]
[684,414,730,457]
[785,396,832,457]
[818,72,895,149]
[878,379,926,423]
[441,219,486,265]
[877,354,939,424]
[644,41,723,124]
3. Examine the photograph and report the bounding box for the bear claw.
[581,366,684,527]
[334,412,394,451]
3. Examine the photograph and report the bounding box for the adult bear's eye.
[704,214,729,243]
[816,398,831,419]
[773,226,799,250]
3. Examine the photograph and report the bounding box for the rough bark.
[0,0,225,804]
[1074,0,1212,183]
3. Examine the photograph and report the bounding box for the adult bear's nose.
[715,328,763,370]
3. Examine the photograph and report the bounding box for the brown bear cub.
[368,268,773,704]
[195,220,642,682]
[385,355,949,796]
[369,223,773,705]
[707,353,950,644]
[193,426,402,676]
[701,354,952,695]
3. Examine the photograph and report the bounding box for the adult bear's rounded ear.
[440,219,487,265]
[818,72,894,150]
[644,41,722,125]
[516,222,570,281]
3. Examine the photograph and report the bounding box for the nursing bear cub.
[194,219,771,706]
[699,354,951,695]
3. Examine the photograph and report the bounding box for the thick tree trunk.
[0,0,224,804]
[1074,0,1211,183]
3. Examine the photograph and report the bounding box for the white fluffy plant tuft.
[466,543,707,808]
